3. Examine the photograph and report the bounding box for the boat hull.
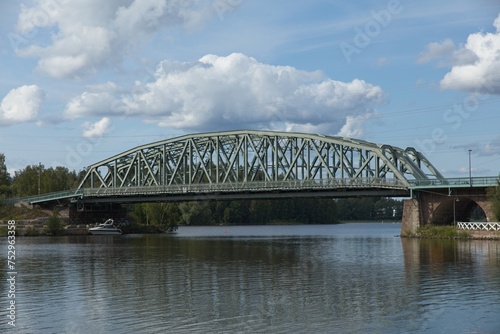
[89,228,122,235]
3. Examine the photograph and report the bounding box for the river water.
[1,223,500,333]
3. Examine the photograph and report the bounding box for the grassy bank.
[0,204,52,221]
[403,224,470,239]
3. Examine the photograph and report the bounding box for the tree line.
[0,153,82,198]
[127,197,339,228]
[126,196,404,230]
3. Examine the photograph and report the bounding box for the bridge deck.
[4,176,498,205]
[6,178,409,204]
[409,177,498,189]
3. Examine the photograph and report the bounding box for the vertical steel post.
[38,162,41,195]
[453,198,460,226]
[469,149,472,187]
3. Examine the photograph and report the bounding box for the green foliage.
[413,224,469,239]
[129,202,181,232]
[336,197,402,221]
[487,179,500,221]
[216,198,338,225]
[11,164,41,197]
[0,154,11,200]
[0,184,12,200]
[11,164,79,197]
[24,226,41,236]
[129,198,339,227]
[0,153,10,187]
[120,222,162,234]
[41,166,80,192]
[222,201,248,225]
[45,215,65,236]
[179,202,211,226]
[125,198,402,230]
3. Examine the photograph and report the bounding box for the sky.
[1,0,500,179]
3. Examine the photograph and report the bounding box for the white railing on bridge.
[457,222,500,231]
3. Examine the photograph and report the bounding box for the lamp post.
[38,162,41,195]
[468,149,472,187]
[453,197,459,227]
[453,198,455,226]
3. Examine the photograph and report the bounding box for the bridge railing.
[409,176,499,188]
[457,222,500,231]
[79,177,408,198]
[3,189,84,205]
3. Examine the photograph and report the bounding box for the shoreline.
[2,216,499,239]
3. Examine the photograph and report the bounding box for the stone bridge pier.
[401,187,494,235]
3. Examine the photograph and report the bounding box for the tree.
[145,202,180,232]
[222,201,248,225]
[129,203,181,232]
[11,164,79,197]
[249,199,272,224]
[179,202,211,225]
[46,215,64,235]
[335,197,401,221]
[487,179,500,221]
[0,154,12,199]
[11,164,42,197]
[45,167,79,192]
[0,153,10,187]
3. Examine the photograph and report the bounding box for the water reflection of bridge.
[6,130,499,233]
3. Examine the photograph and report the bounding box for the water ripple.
[2,225,500,333]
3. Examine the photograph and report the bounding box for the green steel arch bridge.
[13,129,497,207]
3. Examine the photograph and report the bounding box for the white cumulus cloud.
[420,13,500,94]
[14,0,216,79]
[0,85,43,125]
[64,81,126,120]
[338,112,381,138]
[64,53,385,135]
[480,135,500,156]
[82,117,112,138]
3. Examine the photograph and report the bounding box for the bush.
[120,222,162,234]
[24,226,41,236]
[487,182,500,221]
[45,216,65,236]
[414,224,469,239]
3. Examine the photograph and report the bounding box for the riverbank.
[2,204,499,239]
[401,224,500,240]
[0,204,164,236]
[0,221,165,236]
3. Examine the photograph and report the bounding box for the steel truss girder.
[77,130,443,191]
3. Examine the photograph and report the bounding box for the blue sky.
[1,0,500,179]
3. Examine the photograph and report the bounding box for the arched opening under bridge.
[431,198,487,225]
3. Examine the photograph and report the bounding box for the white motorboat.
[89,219,122,235]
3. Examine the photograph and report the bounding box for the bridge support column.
[401,199,421,235]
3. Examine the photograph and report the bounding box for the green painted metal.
[77,130,444,192]
[409,176,499,189]
[3,189,83,205]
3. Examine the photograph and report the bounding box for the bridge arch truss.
[77,130,443,200]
